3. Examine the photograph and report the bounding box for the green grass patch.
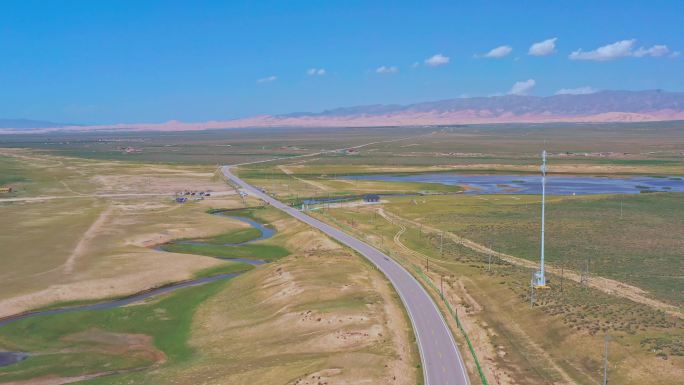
[193,261,254,278]
[386,193,684,307]
[161,242,288,262]
[196,228,261,245]
[0,279,229,382]
[207,207,271,222]
[0,155,28,185]
[160,212,289,262]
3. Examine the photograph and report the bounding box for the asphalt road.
[222,166,470,385]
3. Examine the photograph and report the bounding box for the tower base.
[532,270,546,288]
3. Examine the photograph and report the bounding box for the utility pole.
[530,275,535,307]
[560,263,564,293]
[440,275,444,299]
[440,231,444,255]
[603,334,611,385]
[488,243,492,272]
[620,200,623,220]
[581,258,589,286]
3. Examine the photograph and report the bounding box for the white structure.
[533,150,548,288]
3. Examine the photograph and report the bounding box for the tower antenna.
[533,150,548,288]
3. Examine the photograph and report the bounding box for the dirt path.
[277,164,331,192]
[379,208,683,319]
[0,149,64,168]
[63,206,113,274]
[377,209,525,384]
[1,374,105,385]
[378,208,594,385]
[0,191,235,203]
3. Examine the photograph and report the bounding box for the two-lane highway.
[222,166,470,385]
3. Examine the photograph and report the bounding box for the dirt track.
[379,208,683,319]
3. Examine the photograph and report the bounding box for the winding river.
[0,212,274,367]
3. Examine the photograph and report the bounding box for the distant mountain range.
[0,119,73,130]
[2,90,684,134]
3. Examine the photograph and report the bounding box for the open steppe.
[2,121,683,384]
[0,149,419,384]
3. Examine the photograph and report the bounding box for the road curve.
[222,166,470,385]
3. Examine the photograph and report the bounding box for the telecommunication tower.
[533,150,548,288]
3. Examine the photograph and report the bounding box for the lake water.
[345,174,684,195]
[0,352,28,367]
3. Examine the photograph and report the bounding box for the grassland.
[0,276,229,383]
[161,242,289,261]
[313,202,683,384]
[0,148,420,384]
[382,193,684,307]
[159,210,290,262]
[0,155,26,186]
[0,148,246,317]
[3,123,684,174]
[0,204,420,385]
[235,163,462,205]
[200,227,261,243]
[0,126,424,165]
[4,122,684,384]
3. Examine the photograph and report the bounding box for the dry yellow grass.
[152,213,420,385]
[1,149,421,385]
[314,203,684,385]
[0,149,242,316]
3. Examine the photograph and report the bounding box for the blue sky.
[1,1,682,123]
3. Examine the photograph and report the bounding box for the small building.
[363,194,380,203]
[0,187,12,193]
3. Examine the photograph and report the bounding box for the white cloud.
[569,39,673,61]
[529,38,557,56]
[376,65,399,74]
[671,51,682,58]
[508,79,536,95]
[480,45,513,58]
[555,86,597,95]
[411,61,420,68]
[424,53,450,67]
[257,75,277,83]
[570,39,635,61]
[307,68,326,76]
[633,45,669,57]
